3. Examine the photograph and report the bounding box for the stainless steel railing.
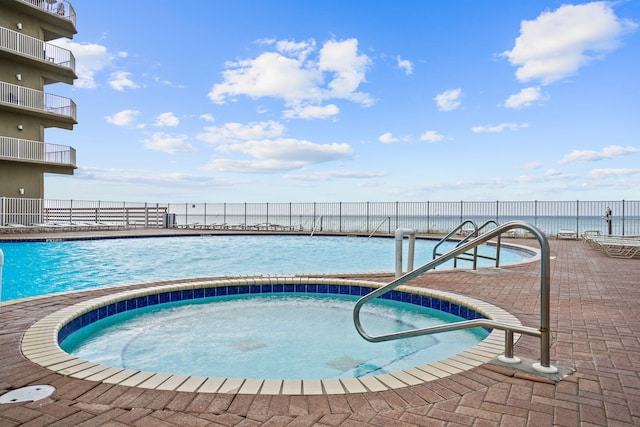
[353,220,558,373]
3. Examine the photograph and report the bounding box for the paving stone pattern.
[1,235,639,426]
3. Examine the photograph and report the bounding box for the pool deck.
[1,229,639,426]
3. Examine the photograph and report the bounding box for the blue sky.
[46,1,640,203]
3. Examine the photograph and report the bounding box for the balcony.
[2,0,77,40]
[15,0,76,27]
[0,135,76,167]
[0,27,76,70]
[0,81,77,127]
[0,27,76,83]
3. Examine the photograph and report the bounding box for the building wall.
[0,160,44,198]
[0,0,77,200]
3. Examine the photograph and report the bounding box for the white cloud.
[154,112,180,127]
[503,2,638,84]
[221,138,353,163]
[49,39,115,89]
[318,39,373,105]
[471,123,529,133]
[379,132,400,144]
[205,159,306,173]
[559,145,640,164]
[208,38,373,118]
[504,87,547,109]
[586,168,640,179]
[285,170,388,181]
[283,104,340,120]
[105,109,140,126]
[109,71,139,91]
[523,161,543,169]
[420,131,445,142]
[199,114,215,122]
[197,121,285,144]
[397,55,413,75]
[434,88,462,111]
[276,39,316,60]
[143,132,195,154]
[75,166,224,187]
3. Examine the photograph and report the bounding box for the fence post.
[622,200,626,236]
[339,202,342,232]
[576,200,579,236]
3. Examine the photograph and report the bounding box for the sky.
[44,0,640,203]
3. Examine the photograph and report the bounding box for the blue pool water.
[60,292,488,380]
[0,235,527,301]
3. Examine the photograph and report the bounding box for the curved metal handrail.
[475,220,502,268]
[367,216,390,239]
[431,219,478,261]
[353,220,557,372]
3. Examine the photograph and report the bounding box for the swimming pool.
[23,278,522,394]
[0,235,532,301]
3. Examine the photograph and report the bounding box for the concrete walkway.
[1,233,639,426]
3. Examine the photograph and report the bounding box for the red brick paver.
[1,235,640,426]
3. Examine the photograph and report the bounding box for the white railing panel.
[0,82,76,121]
[16,0,76,26]
[0,136,76,166]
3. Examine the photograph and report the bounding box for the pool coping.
[21,277,522,396]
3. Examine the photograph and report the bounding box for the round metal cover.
[0,385,55,404]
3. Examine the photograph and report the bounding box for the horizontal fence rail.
[1,198,639,237]
[0,26,76,71]
[0,136,76,166]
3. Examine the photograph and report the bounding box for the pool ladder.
[432,219,502,270]
[353,220,558,374]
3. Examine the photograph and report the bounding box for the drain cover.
[0,385,55,404]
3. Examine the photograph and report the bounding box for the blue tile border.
[57,283,489,344]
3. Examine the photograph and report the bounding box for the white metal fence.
[0,136,76,166]
[0,26,76,70]
[0,82,77,121]
[2,198,639,236]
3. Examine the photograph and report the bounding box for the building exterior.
[0,0,77,199]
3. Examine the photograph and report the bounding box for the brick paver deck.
[1,232,639,426]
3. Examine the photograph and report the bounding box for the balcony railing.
[0,136,76,167]
[17,0,77,27]
[0,81,76,121]
[0,27,76,71]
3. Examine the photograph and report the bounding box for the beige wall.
[0,160,44,198]
[0,110,43,141]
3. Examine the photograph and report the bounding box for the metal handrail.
[310,215,323,237]
[353,220,557,373]
[477,220,501,268]
[432,219,478,268]
[367,216,390,239]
